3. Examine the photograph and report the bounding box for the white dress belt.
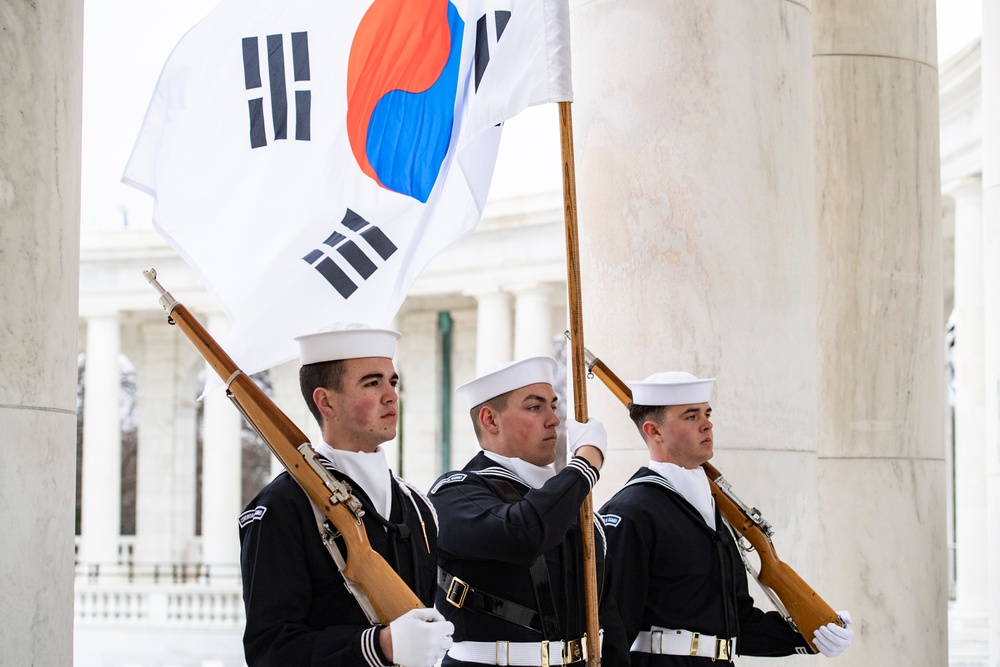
[447,637,588,666]
[630,626,736,661]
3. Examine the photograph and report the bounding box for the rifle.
[575,338,844,653]
[144,269,422,624]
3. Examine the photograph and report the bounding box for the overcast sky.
[79,0,984,232]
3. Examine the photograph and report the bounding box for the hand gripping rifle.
[573,336,844,653]
[144,269,423,624]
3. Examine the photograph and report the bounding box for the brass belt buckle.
[563,636,586,663]
[714,637,732,662]
[540,640,550,667]
[445,577,469,608]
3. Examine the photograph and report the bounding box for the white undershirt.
[648,460,716,528]
[484,451,556,489]
[314,442,393,519]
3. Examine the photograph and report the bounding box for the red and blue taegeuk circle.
[347,0,464,203]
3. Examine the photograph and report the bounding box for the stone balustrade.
[75,582,244,627]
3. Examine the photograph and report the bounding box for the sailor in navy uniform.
[599,372,854,665]
[239,324,453,667]
[429,356,628,667]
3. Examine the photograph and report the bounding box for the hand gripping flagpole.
[558,100,602,666]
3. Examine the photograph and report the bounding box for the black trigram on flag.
[242,31,311,149]
[474,9,511,91]
[302,209,398,299]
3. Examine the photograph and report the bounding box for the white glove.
[813,611,853,658]
[389,608,454,667]
[566,418,608,458]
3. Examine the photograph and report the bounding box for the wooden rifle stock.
[144,269,422,624]
[578,342,842,652]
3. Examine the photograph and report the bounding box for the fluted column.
[950,179,988,618]
[981,0,1000,660]
[814,1,945,664]
[513,284,554,359]
[0,0,83,662]
[200,314,242,568]
[78,314,123,566]
[472,290,513,372]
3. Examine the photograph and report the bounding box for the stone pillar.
[450,307,481,468]
[981,0,1000,660]
[814,1,945,664]
[78,314,123,566]
[472,290,513,372]
[570,0,818,567]
[0,0,83,663]
[134,321,199,564]
[270,360,318,442]
[949,180,989,620]
[200,314,242,568]
[396,309,442,490]
[513,284,554,359]
[269,359,314,479]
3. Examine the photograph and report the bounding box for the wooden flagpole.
[558,100,601,665]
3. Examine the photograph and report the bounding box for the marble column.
[0,0,83,663]
[78,314,123,566]
[395,309,443,490]
[570,0,818,574]
[981,0,1000,660]
[450,307,482,468]
[513,284,554,360]
[200,314,242,568]
[471,290,513,373]
[949,180,989,621]
[269,358,315,479]
[814,1,945,664]
[270,360,317,440]
[134,321,199,564]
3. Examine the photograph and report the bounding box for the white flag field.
[124,0,572,378]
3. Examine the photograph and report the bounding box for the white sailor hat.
[626,371,715,406]
[456,356,559,409]
[295,323,400,365]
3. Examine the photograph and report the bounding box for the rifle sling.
[308,499,380,625]
[722,518,794,625]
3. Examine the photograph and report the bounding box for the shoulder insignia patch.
[239,505,267,528]
[430,473,467,495]
[601,513,621,527]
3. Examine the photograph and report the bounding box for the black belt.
[437,567,543,633]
